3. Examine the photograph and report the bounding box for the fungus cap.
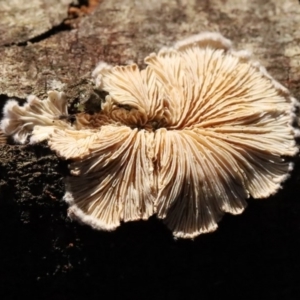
[1,91,70,144]
[1,32,298,238]
[0,130,6,144]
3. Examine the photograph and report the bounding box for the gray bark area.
[1,0,300,98]
[0,0,73,46]
[0,0,300,295]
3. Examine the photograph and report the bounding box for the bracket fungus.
[1,32,299,239]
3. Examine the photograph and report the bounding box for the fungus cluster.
[1,32,298,238]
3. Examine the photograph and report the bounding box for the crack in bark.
[10,23,72,47]
[3,0,101,47]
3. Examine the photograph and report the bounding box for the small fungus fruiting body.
[1,32,299,239]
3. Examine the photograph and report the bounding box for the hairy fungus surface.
[1,32,298,238]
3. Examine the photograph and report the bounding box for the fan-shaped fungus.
[1,32,298,238]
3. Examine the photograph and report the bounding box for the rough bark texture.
[0,0,73,46]
[1,0,300,299]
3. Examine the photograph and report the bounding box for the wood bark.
[0,0,300,298]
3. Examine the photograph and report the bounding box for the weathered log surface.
[0,1,300,299]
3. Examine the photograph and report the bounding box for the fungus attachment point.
[1,32,298,238]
